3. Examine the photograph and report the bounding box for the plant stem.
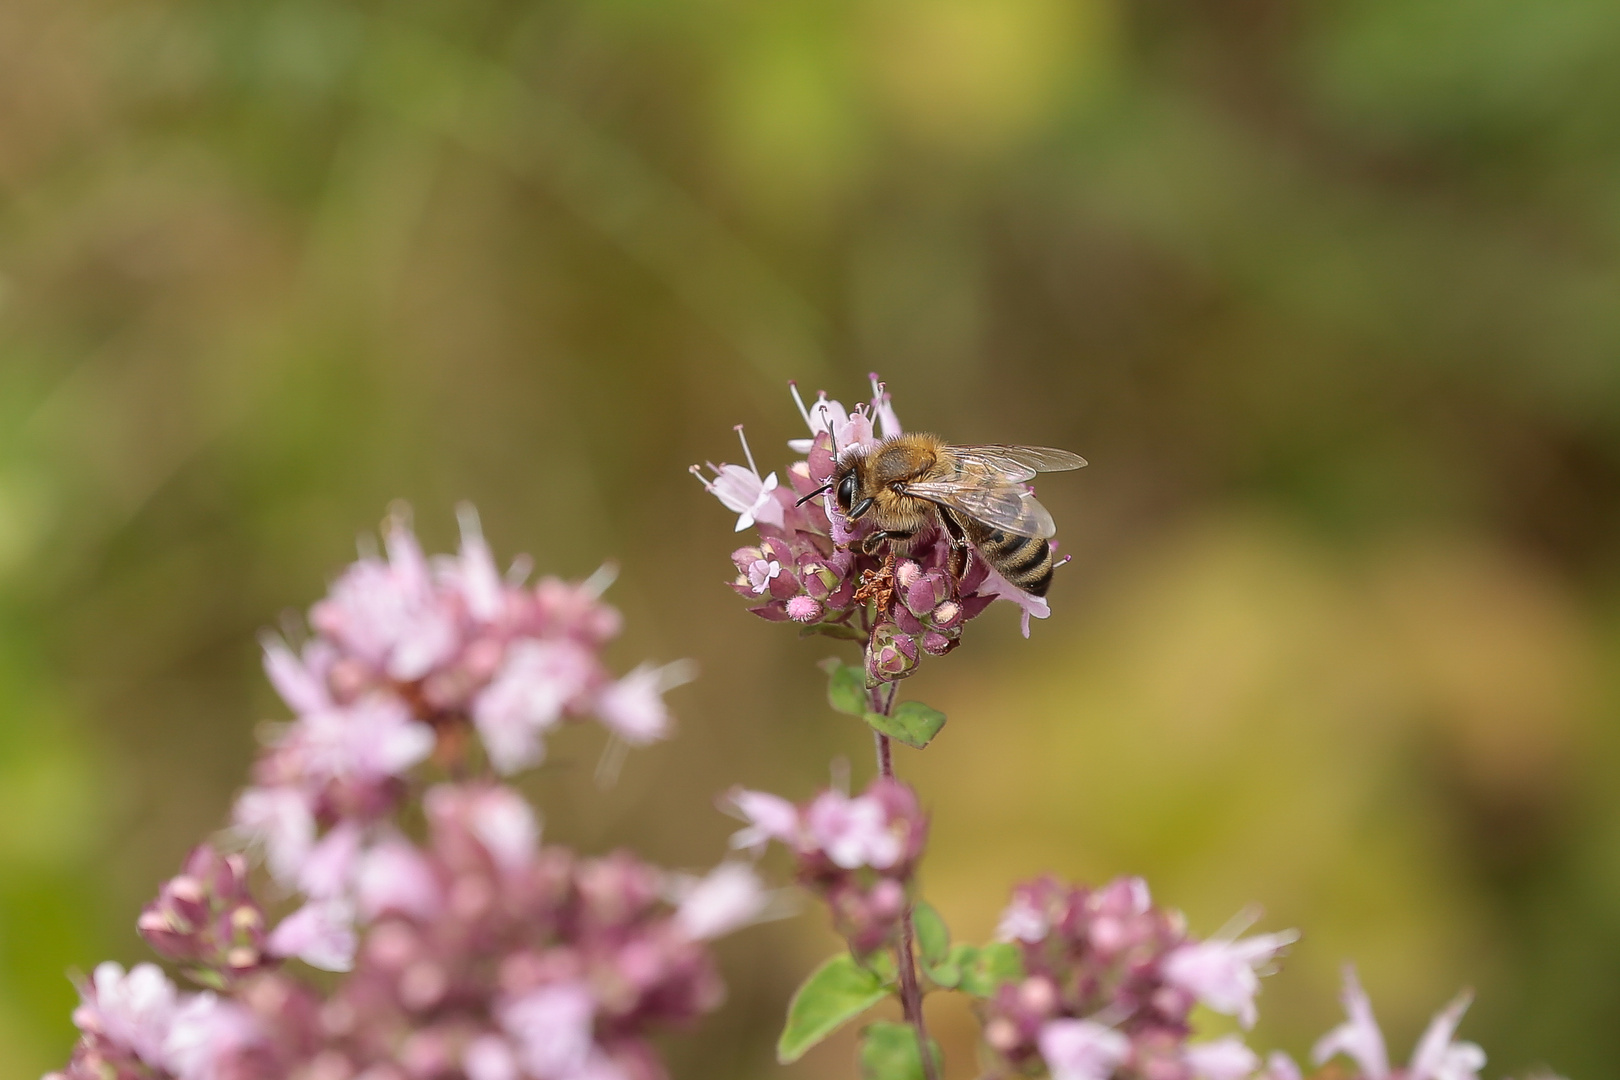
[869,684,939,1080]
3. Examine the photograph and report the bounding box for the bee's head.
[796,453,873,519]
[833,460,873,520]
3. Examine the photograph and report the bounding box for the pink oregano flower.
[1313,966,1486,1080]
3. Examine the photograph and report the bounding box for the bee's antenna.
[796,484,831,507]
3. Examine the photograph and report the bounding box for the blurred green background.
[2,0,1619,1076]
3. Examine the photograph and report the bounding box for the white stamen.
[455,502,484,544]
[789,381,815,428]
[505,554,533,586]
[583,561,619,598]
[734,425,760,476]
[869,372,885,398]
[1212,904,1264,942]
[594,734,629,789]
[689,463,715,491]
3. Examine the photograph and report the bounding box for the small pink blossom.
[464,1035,522,1080]
[1313,967,1485,1080]
[975,562,1051,638]
[472,639,596,773]
[674,862,768,940]
[73,961,178,1065]
[232,786,315,885]
[596,662,689,745]
[1162,928,1298,1029]
[746,558,781,594]
[692,427,785,532]
[297,821,364,900]
[438,504,505,622]
[1409,992,1486,1080]
[261,637,334,716]
[311,516,460,680]
[1184,1036,1261,1080]
[163,994,261,1080]
[499,982,597,1079]
[995,896,1050,943]
[426,783,540,873]
[806,790,901,870]
[1262,1052,1303,1080]
[1037,1019,1130,1080]
[292,696,435,783]
[267,898,357,972]
[355,835,442,921]
[726,789,800,853]
[869,373,902,438]
[788,383,883,456]
[1311,967,1391,1079]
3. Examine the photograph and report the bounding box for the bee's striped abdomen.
[963,518,1054,597]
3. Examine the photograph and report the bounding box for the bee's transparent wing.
[902,480,1059,539]
[946,445,1087,484]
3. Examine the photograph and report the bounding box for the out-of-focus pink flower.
[726,789,800,853]
[1262,1051,1303,1080]
[297,820,363,900]
[995,896,1050,943]
[262,637,334,716]
[267,899,357,972]
[464,1034,522,1080]
[427,783,541,874]
[806,789,901,870]
[232,786,315,886]
[674,863,768,940]
[1312,967,1485,1080]
[1184,1036,1261,1080]
[163,993,261,1080]
[317,697,436,781]
[1311,967,1390,1079]
[499,982,598,1079]
[473,639,596,773]
[1037,1019,1130,1080]
[439,504,505,622]
[1163,928,1299,1029]
[73,962,178,1066]
[355,835,442,921]
[311,515,460,681]
[1409,992,1486,1080]
[596,663,689,745]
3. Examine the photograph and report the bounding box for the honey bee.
[802,434,1086,597]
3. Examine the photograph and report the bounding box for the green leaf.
[863,701,946,749]
[778,953,892,1063]
[912,901,950,966]
[819,658,869,716]
[859,1021,942,1080]
[956,942,1023,998]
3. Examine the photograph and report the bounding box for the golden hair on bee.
[800,434,1086,598]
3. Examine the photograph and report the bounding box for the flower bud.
[786,596,823,623]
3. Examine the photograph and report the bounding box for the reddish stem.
[868,683,939,1080]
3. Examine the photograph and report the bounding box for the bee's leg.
[937,511,971,583]
[859,529,915,556]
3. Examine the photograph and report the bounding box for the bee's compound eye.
[837,473,858,510]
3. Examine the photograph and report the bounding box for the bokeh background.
[2,0,1619,1075]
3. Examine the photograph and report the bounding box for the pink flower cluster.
[982,875,1298,1080]
[231,507,688,906]
[694,376,1053,688]
[49,511,765,1080]
[726,778,928,955]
